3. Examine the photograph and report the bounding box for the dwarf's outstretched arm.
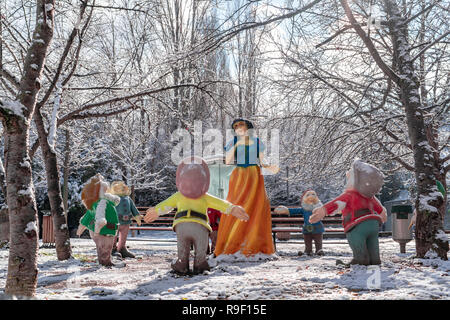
[259,152,280,174]
[129,198,143,226]
[380,207,388,223]
[206,194,249,221]
[227,205,249,221]
[76,224,87,237]
[408,209,417,230]
[309,207,326,224]
[310,193,349,223]
[274,206,289,215]
[144,193,178,223]
[144,207,159,223]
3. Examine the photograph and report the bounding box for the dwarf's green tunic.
[80,197,119,236]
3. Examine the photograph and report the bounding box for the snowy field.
[0,231,449,300]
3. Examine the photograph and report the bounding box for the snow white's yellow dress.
[214,137,274,256]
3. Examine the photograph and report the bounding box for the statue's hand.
[230,206,249,221]
[309,207,326,223]
[76,224,87,237]
[144,208,159,223]
[274,206,289,215]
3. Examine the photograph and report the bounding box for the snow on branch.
[0,98,26,119]
[24,221,38,234]
[163,0,323,65]
[340,0,401,84]
[47,81,62,152]
[410,31,450,62]
[57,82,219,126]
[418,190,444,213]
[0,67,21,90]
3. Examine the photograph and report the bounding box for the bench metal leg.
[272,232,277,251]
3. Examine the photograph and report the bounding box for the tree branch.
[36,0,89,109]
[30,81,228,158]
[404,0,444,25]
[167,0,323,64]
[315,24,354,48]
[0,67,20,89]
[84,3,147,14]
[410,31,450,62]
[340,0,401,84]
[57,82,217,126]
[378,139,415,171]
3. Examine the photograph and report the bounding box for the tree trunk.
[3,125,39,296]
[0,207,9,243]
[33,109,72,260]
[341,0,448,260]
[384,0,448,259]
[63,129,70,214]
[1,0,56,297]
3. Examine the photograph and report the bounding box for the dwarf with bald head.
[309,159,387,266]
[275,190,325,256]
[144,156,249,275]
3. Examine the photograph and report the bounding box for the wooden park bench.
[129,206,350,250]
[270,207,345,250]
[40,206,448,250]
[130,206,176,233]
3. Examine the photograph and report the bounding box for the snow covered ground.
[0,231,448,300]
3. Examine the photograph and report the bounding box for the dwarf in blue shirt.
[275,190,325,256]
[108,181,142,259]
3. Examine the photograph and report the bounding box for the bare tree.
[330,0,448,259]
[0,0,55,296]
[30,0,91,261]
[268,0,448,258]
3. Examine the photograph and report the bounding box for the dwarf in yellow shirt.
[145,156,249,275]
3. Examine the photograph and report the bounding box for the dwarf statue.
[108,181,142,259]
[310,159,387,266]
[77,174,121,267]
[275,189,324,256]
[206,208,222,256]
[144,156,249,275]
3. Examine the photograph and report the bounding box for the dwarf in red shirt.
[207,208,222,255]
[310,159,387,265]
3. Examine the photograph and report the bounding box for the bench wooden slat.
[131,206,344,232]
[272,227,344,232]
[133,227,172,231]
[271,218,342,223]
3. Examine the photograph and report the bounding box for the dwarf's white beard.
[99,182,109,197]
[301,201,323,212]
[346,169,355,190]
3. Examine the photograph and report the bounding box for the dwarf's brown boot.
[193,260,210,275]
[171,259,189,275]
[119,247,136,259]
